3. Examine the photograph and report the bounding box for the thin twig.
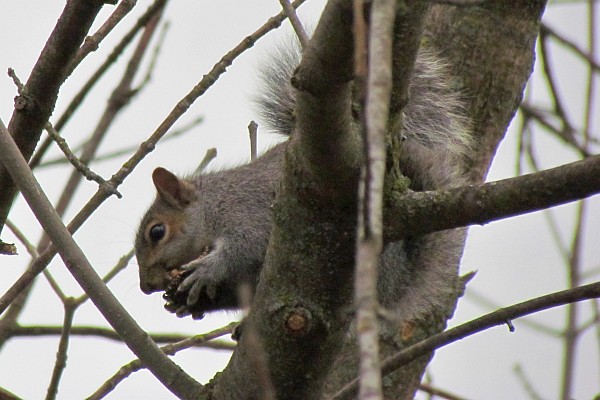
[248,120,258,160]
[74,248,135,307]
[513,364,544,400]
[418,383,470,400]
[68,0,138,75]
[8,325,236,349]
[518,103,591,157]
[39,116,204,168]
[88,322,236,400]
[45,301,76,400]
[8,68,119,196]
[465,288,562,337]
[278,0,310,48]
[132,18,170,93]
[538,30,578,147]
[195,148,218,174]
[5,220,66,302]
[561,199,587,400]
[331,280,600,400]
[592,299,600,373]
[47,122,120,196]
[582,0,597,149]
[5,220,39,259]
[541,23,600,74]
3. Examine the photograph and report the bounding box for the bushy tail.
[253,41,301,137]
[253,41,472,189]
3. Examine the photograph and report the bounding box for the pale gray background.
[0,1,598,399]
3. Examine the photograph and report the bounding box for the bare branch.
[513,364,544,400]
[0,117,203,398]
[465,287,562,337]
[0,0,106,234]
[248,121,258,161]
[50,7,163,219]
[5,220,67,302]
[46,301,76,400]
[418,383,469,400]
[278,0,309,48]
[29,0,168,169]
[384,154,600,242]
[353,0,398,398]
[8,324,236,350]
[68,0,138,74]
[88,322,235,400]
[38,116,204,168]
[74,249,135,307]
[7,68,120,195]
[332,280,600,399]
[540,23,600,73]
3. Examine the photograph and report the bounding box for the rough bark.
[213,2,360,398]
[425,0,547,184]
[209,1,549,399]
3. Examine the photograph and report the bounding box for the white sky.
[0,1,598,399]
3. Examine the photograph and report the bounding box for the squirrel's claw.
[175,305,191,318]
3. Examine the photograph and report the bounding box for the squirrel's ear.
[152,167,196,207]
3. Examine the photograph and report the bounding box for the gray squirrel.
[134,43,471,321]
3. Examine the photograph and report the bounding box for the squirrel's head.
[135,167,207,294]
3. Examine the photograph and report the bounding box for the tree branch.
[29,0,168,169]
[214,1,362,398]
[0,119,204,398]
[353,0,397,398]
[8,325,235,349]
[88,322,236,400]
[332,280,600,399]
[384,154,600,241]
[0,0,106,234]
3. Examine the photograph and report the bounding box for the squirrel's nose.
[140,280,161,294]
[139,271,165,294]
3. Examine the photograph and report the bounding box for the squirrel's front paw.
[163,278,206,320]
[180,263,219,305]
[166,258,221,318]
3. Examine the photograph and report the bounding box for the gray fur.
[253,44,471,320]
[135,42,471,321]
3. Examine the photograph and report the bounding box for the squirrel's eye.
[149,223,166,242]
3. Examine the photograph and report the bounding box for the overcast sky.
[0,1,598,399]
